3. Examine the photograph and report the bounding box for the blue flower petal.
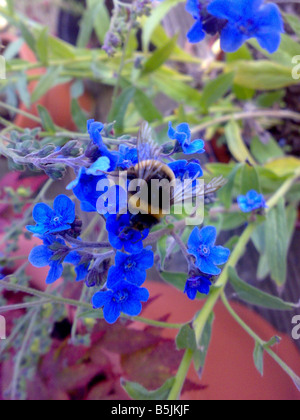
[185,0,201,18]
[53,195,75,224]
[256,31,282,54]
[187,19,206,43]
[210,246,230,266]
[32,203,54,224]
[28,245,52,268]
[126,268,147,287]
[86,156,111,175]
[198,226,217,247]
[103,301,121,324]
[198,257,221,276]
[134,248,154,270]
[220,23,248,53]
[46,262,63,284]
[92,290,113,309]
[182,139,205,155]
[107,265,125,289]
[207,0,251,20]
[121,296,143,317]
[187,226,202,253]
[184,282,198,300]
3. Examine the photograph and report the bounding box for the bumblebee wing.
[172,176,227,206]
[204,176,227,195]
[136,122,162,179]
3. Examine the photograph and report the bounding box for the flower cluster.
[26,118,232,320]
[185,0,284,53]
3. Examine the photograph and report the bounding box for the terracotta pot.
[1,32,94,130]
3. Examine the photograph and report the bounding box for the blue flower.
[28,236,65,284]
[237,190,267,213]
[92,280,150,324]
[107,248,154,288]
[86,156,111,175]
[207,0,284,53]
[26,195,75,235]
[187,226,230,276]
[67,168,107,212]
[184,275,212,300]
[168,159,203,180]
[106,214,149,253]
[29,236,90,284]
[186,0,206,43]
[87,119,119,171]
[118,144,138,170]
[168,122,205,155]
[65,250,91,282]
[87,119,104,148]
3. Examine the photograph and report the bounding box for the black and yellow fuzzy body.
[126,159,176,232]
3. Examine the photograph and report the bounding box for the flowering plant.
[0,0,299,401]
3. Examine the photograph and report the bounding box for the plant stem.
[110,4,134,111]
[191,109,300,134]
[167,349,194,400]
[167,170,300,400]
[0,299,50,313]
[0,279,183,330]
[10,307,39,400]
[221,292,300,390]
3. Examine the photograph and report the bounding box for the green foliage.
[0,0,300,402]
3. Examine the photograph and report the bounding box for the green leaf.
[265,198,288,286]
[228,60,298,90]
[48,37,76,60]
[159,271,187,293]
[70,80,84,99]
[31,66,62,103]
[199,72,234,111]
[133,88,162,122]
[255,91,285,108]
[176,323,197,352]
[142,0,185,50]
[93,0,110,44]
[250,136,284,165]
[157,236,168,271]
[218,212,247,231]
[18,21,36,53]
[254,336,281,377]
[71,99,88,132]
[16,72,31,109]
[253,342,264,376]
[122,377,175,400]
[142,35,178,76]
[193,312,214,377]
[37,105,56,133]
[225,120,256,165]
[36,27,49,65]
[257,253,270,281]
[228,266,296,310]
[218,163,243,209]
[240,162,261,195]
[108,86,136,134]
[153,70,202,108]
[76,0,98,48]
[284,13,300,38]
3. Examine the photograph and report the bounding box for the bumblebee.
[110,122,226,233]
